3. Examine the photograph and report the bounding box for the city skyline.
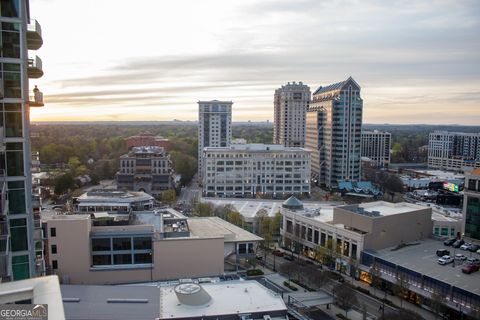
[30,0,479,124]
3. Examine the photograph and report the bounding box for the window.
[134,253,152,264]
[238,243,247,254]
[92,238,111,251]
[133,237,151,250]
[0,0,20,17]
[92,255,111,266]
[113,237,131,250]
[52,260,58,270]
[113,254,132,265]
[50,227,56,237]
[51,244,57,254]
[10,218,27,251]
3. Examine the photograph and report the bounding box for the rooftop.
[204,143,310,153]
[188,216,263,242]
[159,280,287,319]
[129,146,165,155]
[202,197,340,221]
[344,201,427,217]
[312,76,359,95]
[366,239,480,296]
[198,100,233,104]
[61,285,160,320]
[77,189,153,203]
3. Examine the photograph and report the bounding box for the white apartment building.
[202,144,311,198]
[428,131,480,171]
[361,130,391,167]
[198,100,232,180]
[273,82,310,148]
[306,77,363,188]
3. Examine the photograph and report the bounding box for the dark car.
[283,255,294,261]
[453,239,465,248]
[444,238,457,246]
[468,244,479,252]
[436,249,450,257]
[272,250,284,257]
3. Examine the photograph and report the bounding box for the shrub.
[283,281,298,291]
[246,269,264,276]
[356,286,370,295]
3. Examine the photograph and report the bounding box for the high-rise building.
[361,130,391,168]
[463,169,480,241]
[0,0,44,281]
[116,146,174,198]
[428,131,480,171]
[198,100,232,180]
[273,82,310,147]
[306,77,362,188]
[202,144,311,198]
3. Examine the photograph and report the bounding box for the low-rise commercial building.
[116,146,174,197]
[281,198,433,274]
[44,209,261,284]
[125,131,171,150]
[202,144,311,198]
[74,189,154,214]
[61,280,288,320]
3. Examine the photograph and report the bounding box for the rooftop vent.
[174,283,212,306]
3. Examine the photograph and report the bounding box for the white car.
[455,253,467,261]
[467,257,480,265]
[460,243,472,250]
[438,255,454,265]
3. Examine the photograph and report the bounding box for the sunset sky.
[30,0,480,124]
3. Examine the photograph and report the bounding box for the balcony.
[27,19,43,50]
[29,86,44,107]
[0,127,4,153]
[27,55,44,78]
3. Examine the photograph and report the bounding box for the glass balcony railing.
[27,55,44,78]
[27,19,43,50]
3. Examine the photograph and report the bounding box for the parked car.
[255,255,263,260]
[438,255,454,265]
[436,249,450,257]
[468,244,479,252]
[460,243,472,250]
[477,249,480,255]
[466,257,480,265]
[444,238,457,246]
[283,255,294,261]
[462,264,480,274]
[453,239,465,248]
[272,250,284,257]
[455,253,467,261]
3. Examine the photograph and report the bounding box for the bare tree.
[279,261,297,285]
[334,283,358,318]
[392,272,409,308]
[430,289,446,319]
[369,263,382,296]
[377,309,424,320]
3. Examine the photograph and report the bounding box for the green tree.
[227,210,244,228]
[271,211,282,236]
[161,189,177,206]
[54,173,75,195]
[195,202,213,217]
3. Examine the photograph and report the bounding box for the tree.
[279,261,297,284]
[227,210,244,228]
[334,283,358,317]
[68,156,81,172]
[256,209,271,236]
[392,272,409,307]
[195,202,213,217]
[161,189,176,206]
[430,290,446,319]
[214,204,236,220]
[369,263,382,296]
[271,211,282,236]
[54,173,75,195]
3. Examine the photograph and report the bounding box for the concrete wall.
[47,218,225,285]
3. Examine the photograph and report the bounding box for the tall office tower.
[463,169,480,241]
[198,100,232,180]
[273,82,310,147]
[0,0,45,281]
[361,130,391,168]
[306,77,362,188]
[428,131,480,171]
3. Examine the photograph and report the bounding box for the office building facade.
[463,169,480,241]
[273,82,310,147]
[198,100,232,180]
[428,131,480,171]
[116,146,174,198]
[306,77,362,188]
[0,0,44,281]
[361,130,391,167]
[202,144,311,198]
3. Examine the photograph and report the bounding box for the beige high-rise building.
[361,130,391,168]
[273,82,310,147]
[306,77,362,188]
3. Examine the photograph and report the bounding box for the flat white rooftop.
[159,280,287,319]
[77,190,153,203]
[202,197,340,221]
[204,143,310,152]
[188,217,262,242]
[356,201,426,216]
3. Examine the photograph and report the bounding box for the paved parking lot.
[371,239,480,295]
